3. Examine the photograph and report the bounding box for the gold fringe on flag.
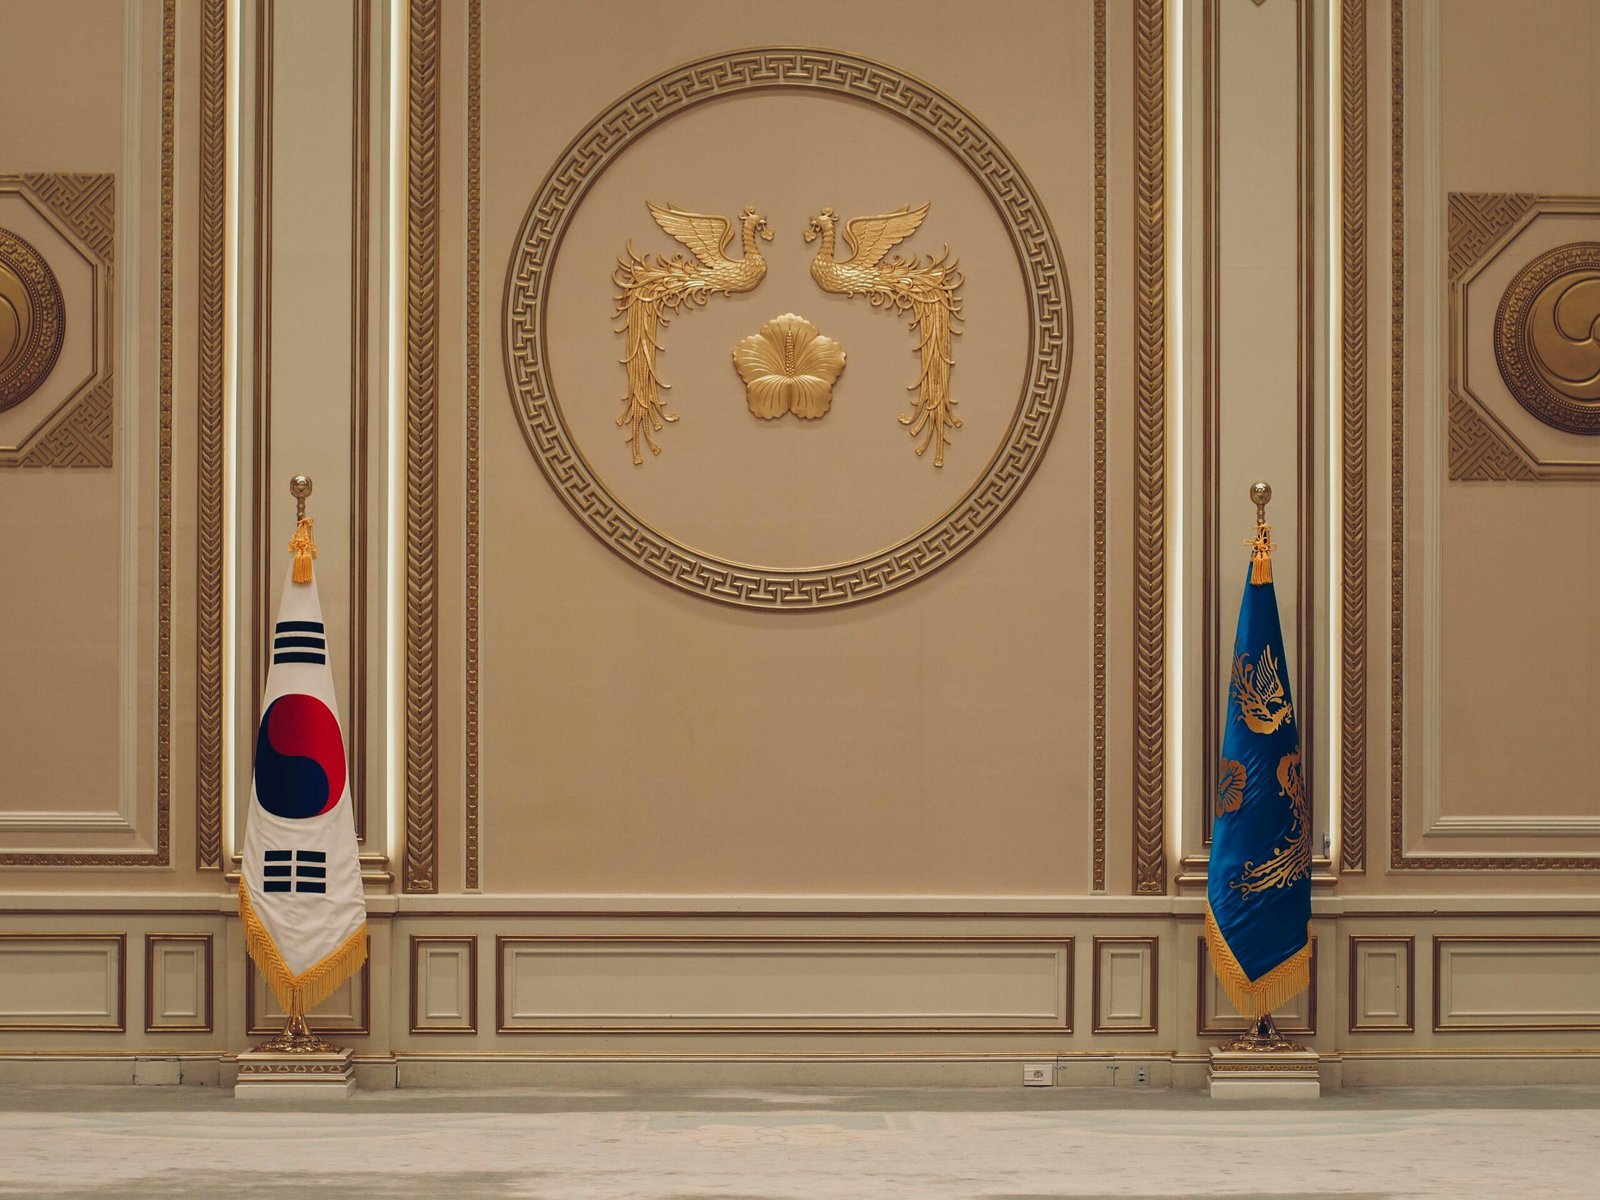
[1203,905,1311,1020]
[288,517,317,584]
[1248,520,1275,584]
[238,881,367,1014]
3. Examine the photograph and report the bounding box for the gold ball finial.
[1249,480,1272,508]
[289,474,313,501]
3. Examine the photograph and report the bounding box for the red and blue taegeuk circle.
[253,693,346,820]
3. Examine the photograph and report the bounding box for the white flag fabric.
[239,563,366,1013]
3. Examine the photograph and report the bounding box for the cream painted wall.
[0,0,1596,1085]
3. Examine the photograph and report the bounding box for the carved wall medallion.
[0,227,66,412]
[732,312,845,420]
[614,202,772,462]
[503,48,1070,609]
[1494,241,1600,435]
[804,203,963,465]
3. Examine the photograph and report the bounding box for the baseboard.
[4,1050,1598,1090]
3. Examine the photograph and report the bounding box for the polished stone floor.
[0,1084,1595,1199]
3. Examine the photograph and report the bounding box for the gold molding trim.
[1432,936,1600,1033]
[1388,0,1407,873]
[0,933,127,1033]
[1092,0,1108,893]
[493,935,1075,1036]
[1198,0,1220,854]
[143,933,215,1034]
[1347,934,1413,1033]
[464,0,482,891]
[195,0,227,870]
[404,0,441,892]
[1339,0,1368,873]
[0,5,172,865]
[1091,935,1159,1035]
[409,934,479,1035]
[349,0,374,843]
[1132,0,1166,895]
[502,47,1071,609]
[1387,9,1600,869]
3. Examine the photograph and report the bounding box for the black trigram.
[273,620,326,665]
[262,849,327,893]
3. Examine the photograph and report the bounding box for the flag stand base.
[234,1013,357,1100]
[1208,1016,1320,1099]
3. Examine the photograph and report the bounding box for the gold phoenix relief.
[1229,646,1293,735]
[1494,241,1600,435]
[732,313,846,420]
[614,202,772,463]
[0,226,66,413]
[805,204,964,466]
[1231,750,1312,898]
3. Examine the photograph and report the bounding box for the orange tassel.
[288,517,317,584]
[1248,521,1274,585]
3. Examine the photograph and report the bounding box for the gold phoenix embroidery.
[732,313,847,420]
[804,204,964,466]
[1230,750,1312,898]
[1230,646,1293,734]
[613,202,772,463]
[1216,758,1246,817]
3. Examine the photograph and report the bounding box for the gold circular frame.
[0,227,66,414]
[503,47,1071,608]
[1494,241,1600,436]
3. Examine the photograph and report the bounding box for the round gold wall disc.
[1494,241,1600,435]
[503,47,1072,610]
[0,227,67,413]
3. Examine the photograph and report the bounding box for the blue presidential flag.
[1205,519,1312,1020]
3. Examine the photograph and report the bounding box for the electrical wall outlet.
[1135,1065,1149,1085]
[1022,1062,1054,1086]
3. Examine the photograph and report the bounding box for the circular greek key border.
[0,227,66,414]
[503,47,1071,609]
[1494,241,1600,436]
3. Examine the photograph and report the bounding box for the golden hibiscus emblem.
[731,312,847,421]
[1215,758,1246,817]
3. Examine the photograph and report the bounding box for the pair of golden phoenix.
[614,201,963,466]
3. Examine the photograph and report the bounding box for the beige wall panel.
[496,937,1072,1032]
[0,934,124,1031]
[1434,937,1600,1032]
[475,0,1097,896]
[1348,934,1412,1032]
[1092,935,1157,1033]
[410,935,477,1034]
[144,934,213,1033]
[0,0,185,874]
[1381,0,1600,874]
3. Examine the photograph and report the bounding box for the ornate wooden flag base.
[1208,1015,1320,1099]
[234,1009,357,1100]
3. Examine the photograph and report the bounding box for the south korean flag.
[239,547,366,1015]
